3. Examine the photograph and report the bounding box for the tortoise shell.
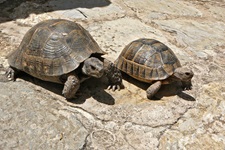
[116,38,181,83]
[7,19,105,80]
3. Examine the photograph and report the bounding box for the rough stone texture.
[122,0,202,20]
[0,0,225,149]
[0,81,88,149]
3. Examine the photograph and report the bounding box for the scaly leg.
[5,67,16,81]
[103,59,123,91]
[62,75,80,99]
[146,81,162,99]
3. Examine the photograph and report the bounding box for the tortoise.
[115,38,194,99]
[3,19,122,99]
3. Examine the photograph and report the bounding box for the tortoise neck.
[162,75,179,84]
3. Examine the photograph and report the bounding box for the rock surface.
[0,0,224,149]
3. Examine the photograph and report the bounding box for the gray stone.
[153,19,225,51]
[47,0,125,20]
[196,51,208,59]
[123,0,202,20]
[0,82,88,149]
[51,9,86,20]
[0,0,225,149]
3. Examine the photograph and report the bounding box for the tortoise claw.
[103,59,123,91]
[112,85,116,91]
[183,86,192,90]
[182,81,192,91]
[117,85,121,91]
[107,84,121,91]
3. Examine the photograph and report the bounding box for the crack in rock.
[76,9,88,18]
[156,104,194,148]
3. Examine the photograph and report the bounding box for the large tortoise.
[116,38,194,99]
[3,19,122,99]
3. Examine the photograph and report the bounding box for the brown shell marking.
[116,38,181,82]
[8,19,105,78]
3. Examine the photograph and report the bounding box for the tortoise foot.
[103,59,123,91]
[6,67,16,81]
[181,81,192,90]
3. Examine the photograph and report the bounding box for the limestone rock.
[0,0,224,149]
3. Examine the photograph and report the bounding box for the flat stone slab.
[0,0,225,149]
[123,0,202,20]
[0,82,88,149]
[47,0,125,20]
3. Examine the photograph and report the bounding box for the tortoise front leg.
[62,75,80,99]
[181,81,192,90]
[146,81,162,99]
[103,59,123,91]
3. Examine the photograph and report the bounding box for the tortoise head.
[82,57,104,78]
[173,67,194,82]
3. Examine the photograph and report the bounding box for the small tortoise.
[4,19,122,99]
[116,38,194,99]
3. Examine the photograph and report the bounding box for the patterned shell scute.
[116,38,181,82]
[7,19,105,76]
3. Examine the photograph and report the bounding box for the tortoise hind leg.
[146,81,162,99]
[0,66,17,82]
[62,75,80,99]
[6,67,16,81]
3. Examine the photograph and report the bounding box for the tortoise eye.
[185,72,190,76]
[91,66,96,70]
